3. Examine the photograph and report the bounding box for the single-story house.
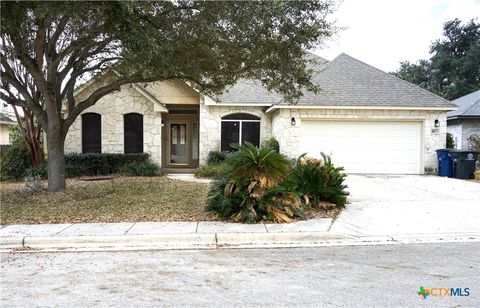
[0,112,15,145]
[65,53,456,174]
[447,90,480,150]
[0,112,16,156]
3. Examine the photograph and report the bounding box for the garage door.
[299,121,422,174]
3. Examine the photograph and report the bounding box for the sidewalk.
[1,218,479,252]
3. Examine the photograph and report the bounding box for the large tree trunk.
[46,121,66,192]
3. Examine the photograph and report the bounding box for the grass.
[474,171,480,183]
[0,177,217,225]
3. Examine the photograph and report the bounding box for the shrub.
[262,137,280,153]
[207,151,229,165]
[119,160,162,176]
[467,134,480,151]
[0,139,31,180]
[206,142,303,223]
[25,175,45,192]
[64,153,150,176]
[25,164,48,179]
[446,132,455,148]
[195,164,227,178]
[285,153,349,208]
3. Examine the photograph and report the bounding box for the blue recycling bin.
[436,149,453,177]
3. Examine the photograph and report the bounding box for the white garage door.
[299,121,422,174]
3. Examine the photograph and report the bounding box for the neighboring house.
[0,112,16,156]
[447,90,480,150]
[65,53,456,174]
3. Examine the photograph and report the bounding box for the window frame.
[220,113,261,151]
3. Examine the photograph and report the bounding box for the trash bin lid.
[449,150,479,160]
[449,150,479,154]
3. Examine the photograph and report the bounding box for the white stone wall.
[461,119,480,150]
[448,119,480,150]
[447,119,480,150]
[271,108,447,173]
[199,100,272,164]
[0,124,10,144]
[64,84,163,165]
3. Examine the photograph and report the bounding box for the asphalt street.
[1,243,479,307]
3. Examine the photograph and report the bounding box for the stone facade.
[447,118,480,150]
[271,108,447,173]
[64,84,163,164]
[199,100,272,164]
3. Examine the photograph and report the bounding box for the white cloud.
[313,0,480,72]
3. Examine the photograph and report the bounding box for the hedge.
[64,153,150,177]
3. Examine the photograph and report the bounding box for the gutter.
[265,105,457,114]
[447,115,480,121]
[0,121,17,125]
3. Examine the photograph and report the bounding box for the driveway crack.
[124,223,136,235]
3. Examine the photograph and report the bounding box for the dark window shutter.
[221,121,240,151]
[124,113,143,153]
[82,113,101,153]
[242,121,260,147]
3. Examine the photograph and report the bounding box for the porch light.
[161,121,164,127]
[291,117,296,126]
[434,119,440,127]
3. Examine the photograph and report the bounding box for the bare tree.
[1,60,43,167]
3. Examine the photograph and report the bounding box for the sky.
[313,0,480,72]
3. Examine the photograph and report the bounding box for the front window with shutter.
[124,113,143,153]
[82,113,101,153]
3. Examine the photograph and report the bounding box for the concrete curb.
[216,232,354,249]
[0,237,23,249]
[2,231,479,253]
[22,234,217,251]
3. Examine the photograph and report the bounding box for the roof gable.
[71,70,168,113]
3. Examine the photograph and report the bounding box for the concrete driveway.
[330,175,480,236]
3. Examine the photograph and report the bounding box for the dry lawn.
[1,177,217,225]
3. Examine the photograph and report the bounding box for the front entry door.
[169,123,188,165]
[166,121,199,168]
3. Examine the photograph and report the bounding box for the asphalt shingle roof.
[447,90,480,118]
[218,53,455,109]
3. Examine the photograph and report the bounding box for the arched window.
[221,113,260,151]
[82,113,101,153]
[124,113,143,153]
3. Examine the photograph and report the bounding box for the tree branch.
[47,15,70,58]
[33,17,47,70]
